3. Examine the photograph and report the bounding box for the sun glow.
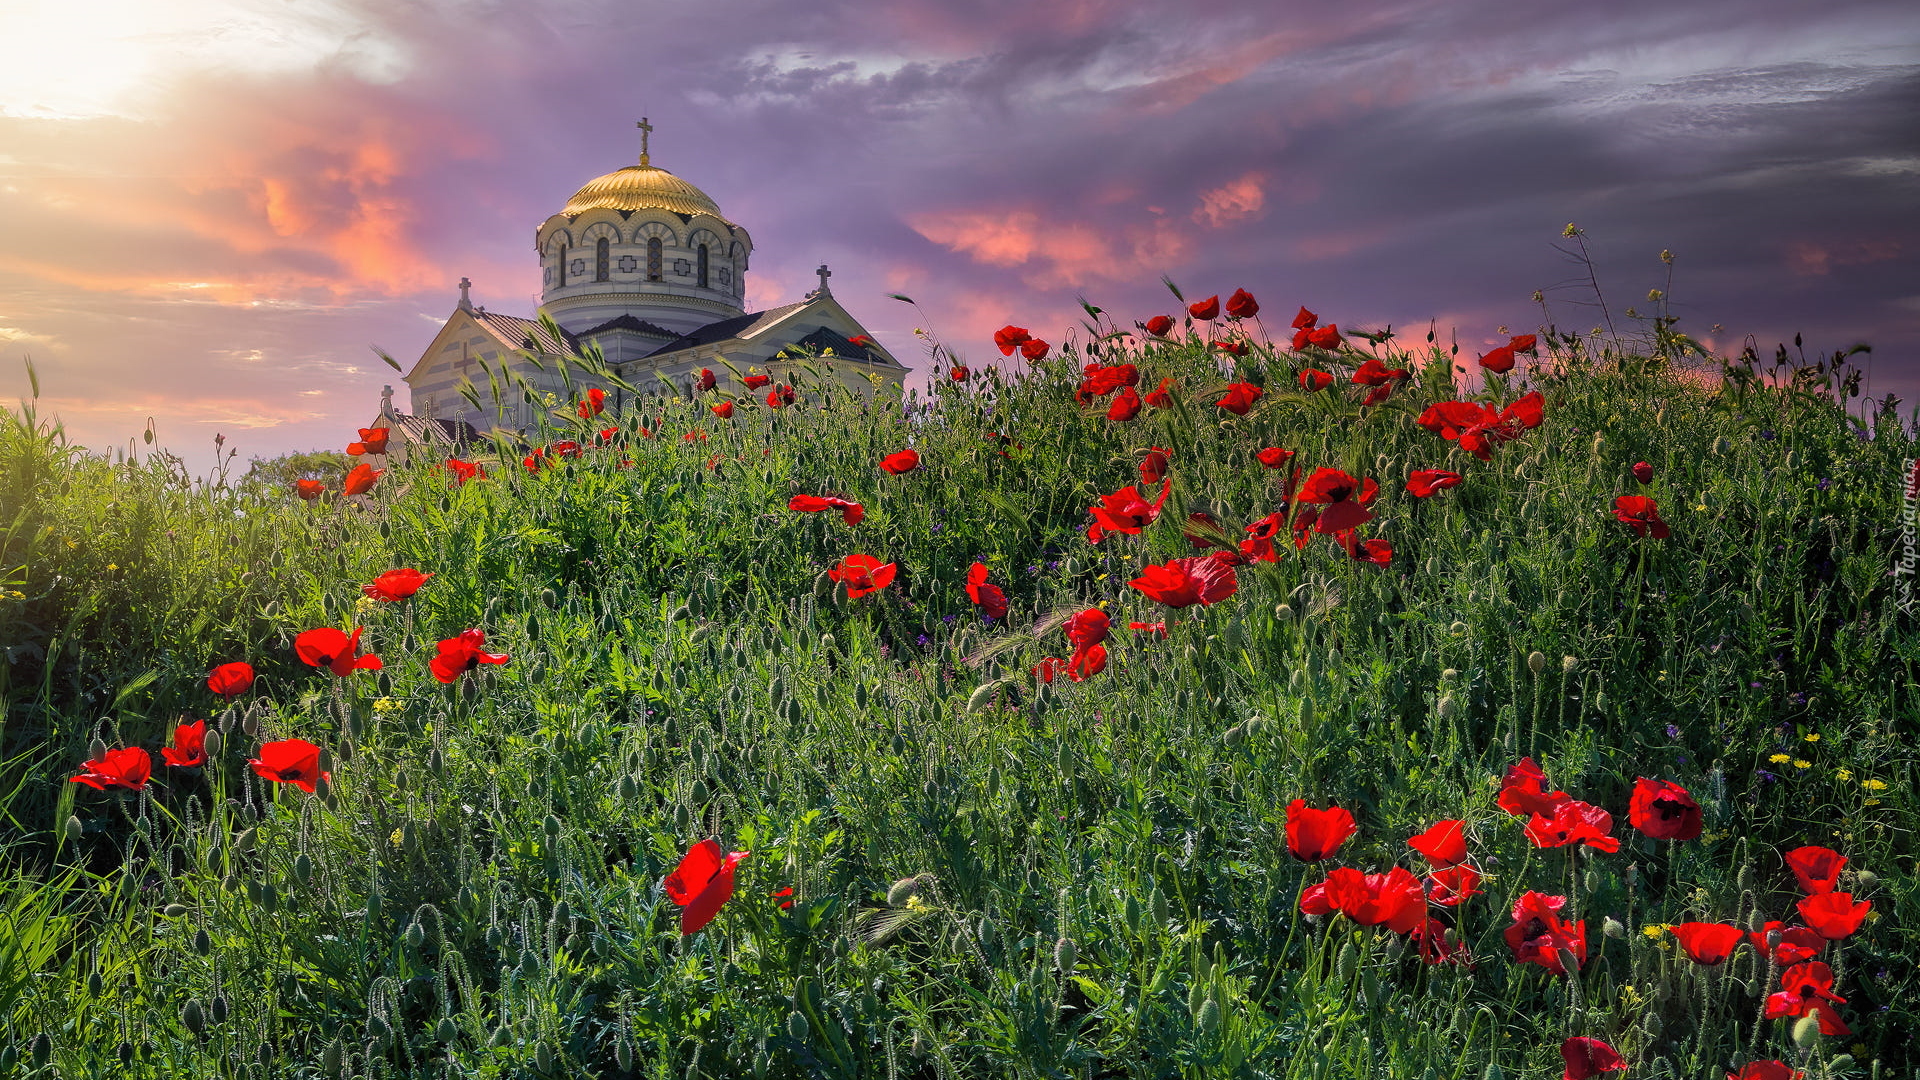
[0,0,406,120]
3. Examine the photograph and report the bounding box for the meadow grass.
[0,306,1914,1079]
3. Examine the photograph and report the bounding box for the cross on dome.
[636,117,653,166]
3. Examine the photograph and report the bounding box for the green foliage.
[0,318,1914,1078]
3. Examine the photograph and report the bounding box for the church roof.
[472,309,577,354]
[782,326,881,362]
[562,163,731,222]
[578,313,679,338]
[643,301,810,357]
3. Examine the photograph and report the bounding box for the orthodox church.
[386,120,907,447]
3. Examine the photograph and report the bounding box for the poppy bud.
[1299,698,1315,727]
[87,970,103,995]
[1054,936,1078,975]
[194,928,212,955]
[65,815,83,842]
[1336,941,1357,983]
[1124,893,1143,934]
[242,714,261,738]
[1791,1015,1822,1049]
[1274,604,1293,621]
[888,876,924,907]
[488,1025,512,1048]
[182,999,206,1036]
[117,1040,135,1065]
[1528,651,1547,673]
[616,1038,634,1071]
[1562,655,1579,673]
[235,828,257,853]
[89,736,108,761]
[543,814,562,836]
[436,1017,457,1043]
[405,921,426,949]
[1223,723,1246,746]
[210,994,229,1024]
[258,882,277,912]
[1437,696,1458,719]
[786,1011,810,1040]
[689,780,709,805]
[164,903,189,918]
[967,683,997,715]
[293,853,313,887]
[618,775,638,800]
[1603,917,1625,939]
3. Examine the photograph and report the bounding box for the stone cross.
[458,276,472,310]
[380,384,394,415]
[636,117,653,165]
[816,263,832,296]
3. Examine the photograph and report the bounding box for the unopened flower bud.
[1527,651,1547,674]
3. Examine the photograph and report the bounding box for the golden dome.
[561,163,730,220]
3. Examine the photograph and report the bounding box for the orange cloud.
[908,206,1193,290]
[1787,239,1901,276]
[1193,172,1266,228]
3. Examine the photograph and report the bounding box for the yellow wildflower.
[1804,733,1820,742]
[1862,779,1887,791]
[106,563,119,571]
[1769,753,1791,764]
[1792,759,1811,770]
[1641,924,1668,940]
[1836,768,1853,781]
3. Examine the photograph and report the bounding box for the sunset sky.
[2,0,1916,472]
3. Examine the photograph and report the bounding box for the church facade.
[397,121,908,438]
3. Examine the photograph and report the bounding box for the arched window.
[697,244,709,288]
[595,238,610,282]
[647,238,663,282]
[557,243,568,287]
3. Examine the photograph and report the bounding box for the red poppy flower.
[1784,846,1846,894]
[1305,324,1344,350]
[1291,306,1318,330]
[1412,918,1472,966]
[1064,608,1111,648]
[363,568,433,603]
[249,738,329,794]
[712,401,735,419]
[523,450,546,473]
[1067,643,1107,681]
[1478,345,1517,373]
[1628,777,1701,841]
[1730,1062,1803,1080]
[683,429,708,441]
[1256,447,1294,470]
[1144,377,1176,408]
[788,494,864,526]
[1296,467,1377,534]
[1797,892,1869,940]
[1086,480,1170,543]
[664,838,748,935]
[207,661,255,699]
[1128,620,1168,638]
[1337,530,1393,567]
[346,428,390,456]
[1144,315,1174,337]
[880,449,921,474]
[446,458,485,486]
[1211,339,1248,357]
[1239,511,1285,562]
[1216,382,1264,416]
[1764,961,1850,1035]
[1613,495,1670,538]
[696,368,717,391]
[295,479,325,500]
[1224,288,1259,320]
[766,385,796,408]
[1425,863,1482,906]
[1407,469,1463,497]
[1032,656,1067,683]
[1298,880,1333,915]
[1497,757,1572,818]
[1322,866,1426,933]
[1107,385,1143,421]
[429,629,511,684]
[772,886,795,910]
[1408,820,1468,867]
[1130,555,1238,608]
[1298,369,1333,392]
[848,335,876,348]
[1188,295,1220,321]
[162,719,208,768]
[1667,922,1743,965]
[1020,338,1050,361]
[994,325,1032,355]
[342,464,381,496]
[949,365,970,381]
[1524,799,1621,853]
[1290,505,1319,549]
[549,441,582,458]
[828,554,897,599]
[294,626,382,677]
[577,387,606,418]
[1748,922,1826,966]
[70,746,152,792]
[1416,393,1546,462]
[1560,1037,1626,1080]
[1631,461,1653,484]
[965,562,1008,620]
[1285,800,1356,862]
[1139,447,1171,485]
[1505,890,1586,975]
[742,374,771,389]
[1352,358,1410,387]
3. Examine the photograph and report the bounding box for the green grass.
[0,306,1914,1079]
